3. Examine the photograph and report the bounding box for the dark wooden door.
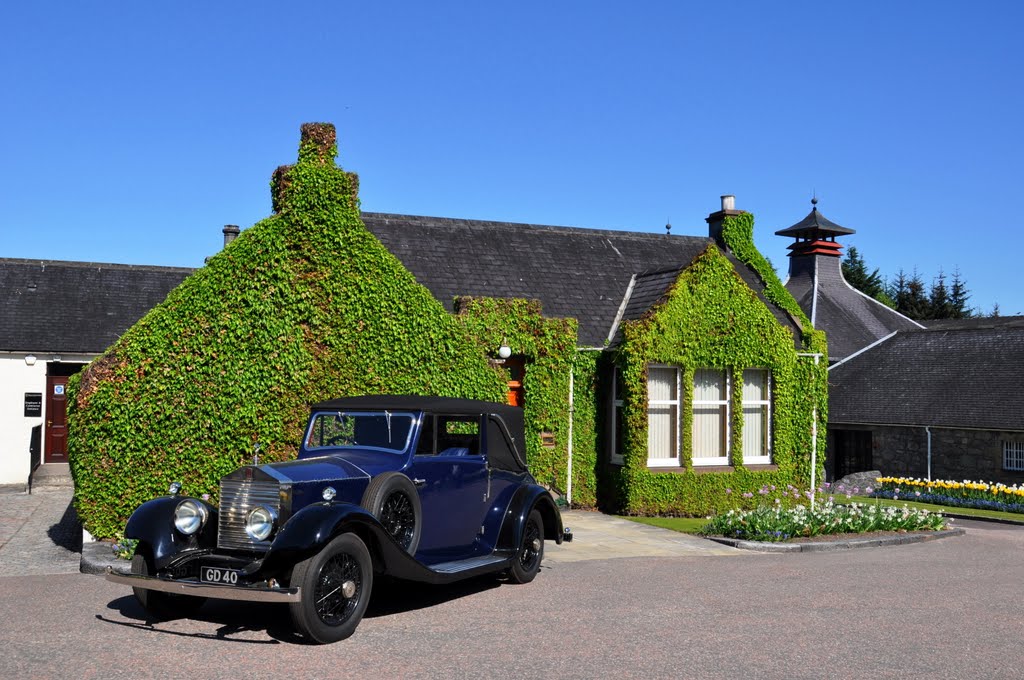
[44,376,69,463]
[832,429,872,480]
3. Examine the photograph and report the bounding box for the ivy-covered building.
[9,124,828,534]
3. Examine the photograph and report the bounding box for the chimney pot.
[223,224,240,248]
[721,195,735,211]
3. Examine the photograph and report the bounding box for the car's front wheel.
[130,552,206,620]
[288,532,373,644]
[508,509,544,584]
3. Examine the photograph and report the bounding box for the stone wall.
[829,424,1024,485]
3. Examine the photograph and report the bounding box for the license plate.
[200,566,240,585]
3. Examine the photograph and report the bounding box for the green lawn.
[621,495,1024,536]
[622,516,708,534]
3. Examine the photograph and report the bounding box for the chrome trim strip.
[105,570,300,603]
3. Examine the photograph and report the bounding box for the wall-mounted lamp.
[24,355,37,366]
[497,339,512,360]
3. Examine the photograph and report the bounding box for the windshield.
[304,411,415,453]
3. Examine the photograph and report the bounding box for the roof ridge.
[361,211,711,242]
[0,257,195,273]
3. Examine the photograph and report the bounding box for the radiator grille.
[218,479,280,552]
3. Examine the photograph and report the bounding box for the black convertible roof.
[310,395,527,472]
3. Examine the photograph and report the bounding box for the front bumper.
[105,568,301,603]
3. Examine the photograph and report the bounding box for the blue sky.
[3,2,1021,315]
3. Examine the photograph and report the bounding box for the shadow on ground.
[47,499,82,552]
[101,572,502,644]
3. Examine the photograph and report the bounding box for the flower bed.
[701,496,948,542]
[872,476,1024,515]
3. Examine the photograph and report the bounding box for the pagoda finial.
[811,195,818,208]
[665,218,671,236]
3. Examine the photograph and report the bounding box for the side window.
[436,415,481,456]
[415,415,436,456]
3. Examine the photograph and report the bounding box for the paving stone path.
[0,489,81,576]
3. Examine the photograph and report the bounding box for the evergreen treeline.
[841,246,978,320]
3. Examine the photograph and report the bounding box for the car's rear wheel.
[289,533,373,644]
[361,472,422,554]
[508,509,544,584]
[130,552,206,620]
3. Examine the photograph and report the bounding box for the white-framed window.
[1004,441,1024,471]
[647,365,680,467]
[741,369,772,464]
[611,368,624,465]
[692,368,729,465]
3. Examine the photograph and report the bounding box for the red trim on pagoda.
[787,239,843,257]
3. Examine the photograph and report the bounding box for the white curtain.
[693,369,726,460]
[742,370,768,459]
[648,367,677,462]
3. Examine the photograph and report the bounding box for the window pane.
[649,367,677,401]
[692,405,724,458]
[694,369,724,401]
[1005,441,1024,471]
[648,404,677,460]
[743,369,767,401]
[743,405,767,457]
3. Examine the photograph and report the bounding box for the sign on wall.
[24,393,42,418]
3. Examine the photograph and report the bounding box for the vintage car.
[106,395,570,643]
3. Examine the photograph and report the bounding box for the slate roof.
[784,252,922,361]
[925,315,1024,330]
[828,327,1024,431]
[362,213,717,347]
[0,258,191,353]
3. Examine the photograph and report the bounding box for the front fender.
[124,496,218,569]
[255,502,394,578]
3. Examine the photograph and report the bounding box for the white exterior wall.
[0,353,93,488]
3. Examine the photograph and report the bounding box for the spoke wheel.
[509,509,544,584]
[290,533,373,644]
[314,551,363,626]
[361,472,422,554]
[379,491,417,551]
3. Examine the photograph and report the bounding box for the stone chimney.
[222,225,240,248]
[705,194,745,249]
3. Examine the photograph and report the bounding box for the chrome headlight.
[173,499,208,535]
[245,505,278,541]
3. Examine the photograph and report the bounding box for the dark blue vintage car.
[106,396,571,643]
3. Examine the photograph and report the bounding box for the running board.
[428,554,511,575]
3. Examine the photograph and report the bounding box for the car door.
[407,413,489,561]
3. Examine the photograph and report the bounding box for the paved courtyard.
[0,488,80,577]
[1,489,1022,678]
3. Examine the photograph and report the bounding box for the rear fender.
[124,496,218,570]
[496,485,564,552]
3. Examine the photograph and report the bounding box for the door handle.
[413,478,426,487]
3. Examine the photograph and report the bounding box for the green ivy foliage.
[67,123,506,539]
[454,297,596,504]
[609,224,828,516]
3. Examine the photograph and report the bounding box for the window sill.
[645,463,779,474]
